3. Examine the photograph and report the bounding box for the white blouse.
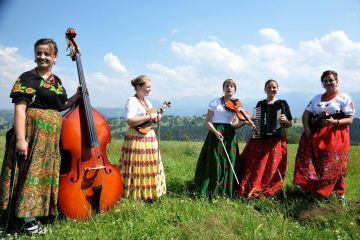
[208,98,235,124]
[305,93,355,116]
[125,96,153,120]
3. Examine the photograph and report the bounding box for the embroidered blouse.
[305,93,355,116]
[10,70,68,111]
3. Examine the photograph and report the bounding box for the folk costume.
[119,96,166,200]
[0,70,68,218]
[238,100,292,198]
[194,98,240,198]
[293,93,355,197]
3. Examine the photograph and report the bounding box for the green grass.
[0,137,359,239]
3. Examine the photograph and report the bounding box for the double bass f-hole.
[59,28,123,219]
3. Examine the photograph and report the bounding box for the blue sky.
[1,0,360,109]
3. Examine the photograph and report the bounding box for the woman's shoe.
[21,220,46,235]
[335,193,346,206]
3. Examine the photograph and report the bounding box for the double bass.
[59,28,123,219]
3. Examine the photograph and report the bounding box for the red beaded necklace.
[321,91,340,101]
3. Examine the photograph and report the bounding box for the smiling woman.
[293,70,356,204]
[0,38,82,235]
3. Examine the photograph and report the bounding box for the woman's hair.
[264,79,278,89]
[321,70,338,82]
[222,78,237,91]
[34,38,58,56]
[131,75,150,90]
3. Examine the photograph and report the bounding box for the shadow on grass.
[166,177,196,198]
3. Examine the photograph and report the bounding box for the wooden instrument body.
[59,105,122,219]
[135,101,171,134]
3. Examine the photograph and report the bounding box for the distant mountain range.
[1,92,359,119]
[97,92,360,118]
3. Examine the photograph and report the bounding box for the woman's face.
[265,81,278,98]
[35,44,57,71]
[223,83,236,97]
[137,80,152,97]
[322,74,338,92]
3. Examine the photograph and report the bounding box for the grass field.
[0,137,359,239]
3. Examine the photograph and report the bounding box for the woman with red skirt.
[238,79,292,198]
[293,70,355,203]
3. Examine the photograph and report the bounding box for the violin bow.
[220,139,240,185]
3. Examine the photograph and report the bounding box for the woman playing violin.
[194,79,248,198]
[0,38,81,234]
[238,79,292,198]
[119,75,166,202]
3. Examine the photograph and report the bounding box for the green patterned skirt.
[0,108,62,218]
[194,123,240,198]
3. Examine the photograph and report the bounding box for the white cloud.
[171,29,179,34]
[0,46,35,109]
[171,41,246,73]
[103,52,128,75]
[258,28,283,44]
[1,29,360,109]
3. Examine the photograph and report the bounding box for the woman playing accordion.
[238,79,292,198]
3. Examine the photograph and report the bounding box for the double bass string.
[75,55,99,148]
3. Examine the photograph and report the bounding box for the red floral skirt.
[238,136,287,198]
[293,125,350,197]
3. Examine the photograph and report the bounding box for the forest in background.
[1,110,359,144]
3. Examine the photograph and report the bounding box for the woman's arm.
[126,113,158,127]
[205,110,223,141]
[324,115,353,126]
[302,110,312,139]
[64,87,82,109]
[14,101,28,158]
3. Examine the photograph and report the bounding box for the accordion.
[252,103,284,138]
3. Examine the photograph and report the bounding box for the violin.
[224,98,258,131]
[136,101,171,134]
[58,28,123,219]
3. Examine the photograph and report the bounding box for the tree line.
[0,112,359,144]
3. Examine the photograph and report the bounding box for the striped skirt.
[194,124,240,198]
[119,128,166,200]
[0,108,62,218]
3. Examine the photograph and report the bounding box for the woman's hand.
[149,112,159,122]
[304,127,312,139]
[214,131,224,141]
[16,139,28,158]
[323,117,337,126]
[279,114,287,124]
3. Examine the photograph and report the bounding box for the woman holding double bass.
[194,79,250,198]
[119,75,166,202]
[0,38,81,235]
